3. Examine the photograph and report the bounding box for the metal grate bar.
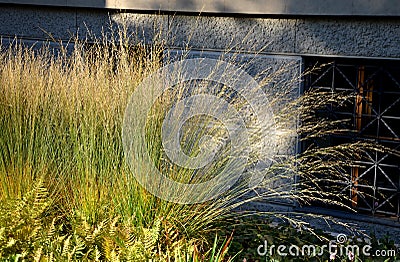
[304,57,400,220]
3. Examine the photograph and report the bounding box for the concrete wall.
[1,5,400,59]
[167,16,400,58]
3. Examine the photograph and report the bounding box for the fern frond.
[61,235,72,257]
[33,247,42,262]
[73,235,86,258]
[94,246,101,261]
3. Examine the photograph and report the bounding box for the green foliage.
[0,180,203,261]
[0,31,236,261]
[0,178,245,261]
[0,178,50,260]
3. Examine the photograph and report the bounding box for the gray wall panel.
[296,18,400,58]
[0,5,76,40]
[167,16,296,53]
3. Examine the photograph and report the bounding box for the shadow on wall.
[294,16,400,58]
[165,13,400,59]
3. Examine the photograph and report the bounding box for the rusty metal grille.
[304,58,400,220]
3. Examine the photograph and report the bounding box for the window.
[304,57,400,220]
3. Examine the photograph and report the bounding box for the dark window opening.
[303,57,400,221]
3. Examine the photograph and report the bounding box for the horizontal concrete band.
[1,0,400,16]
[1,4,400,58]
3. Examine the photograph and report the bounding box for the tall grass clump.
[0,23,398,260]
[0,27,245,259]
[0,35,157,216]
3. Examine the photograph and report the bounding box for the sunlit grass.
[0,23,398,261]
